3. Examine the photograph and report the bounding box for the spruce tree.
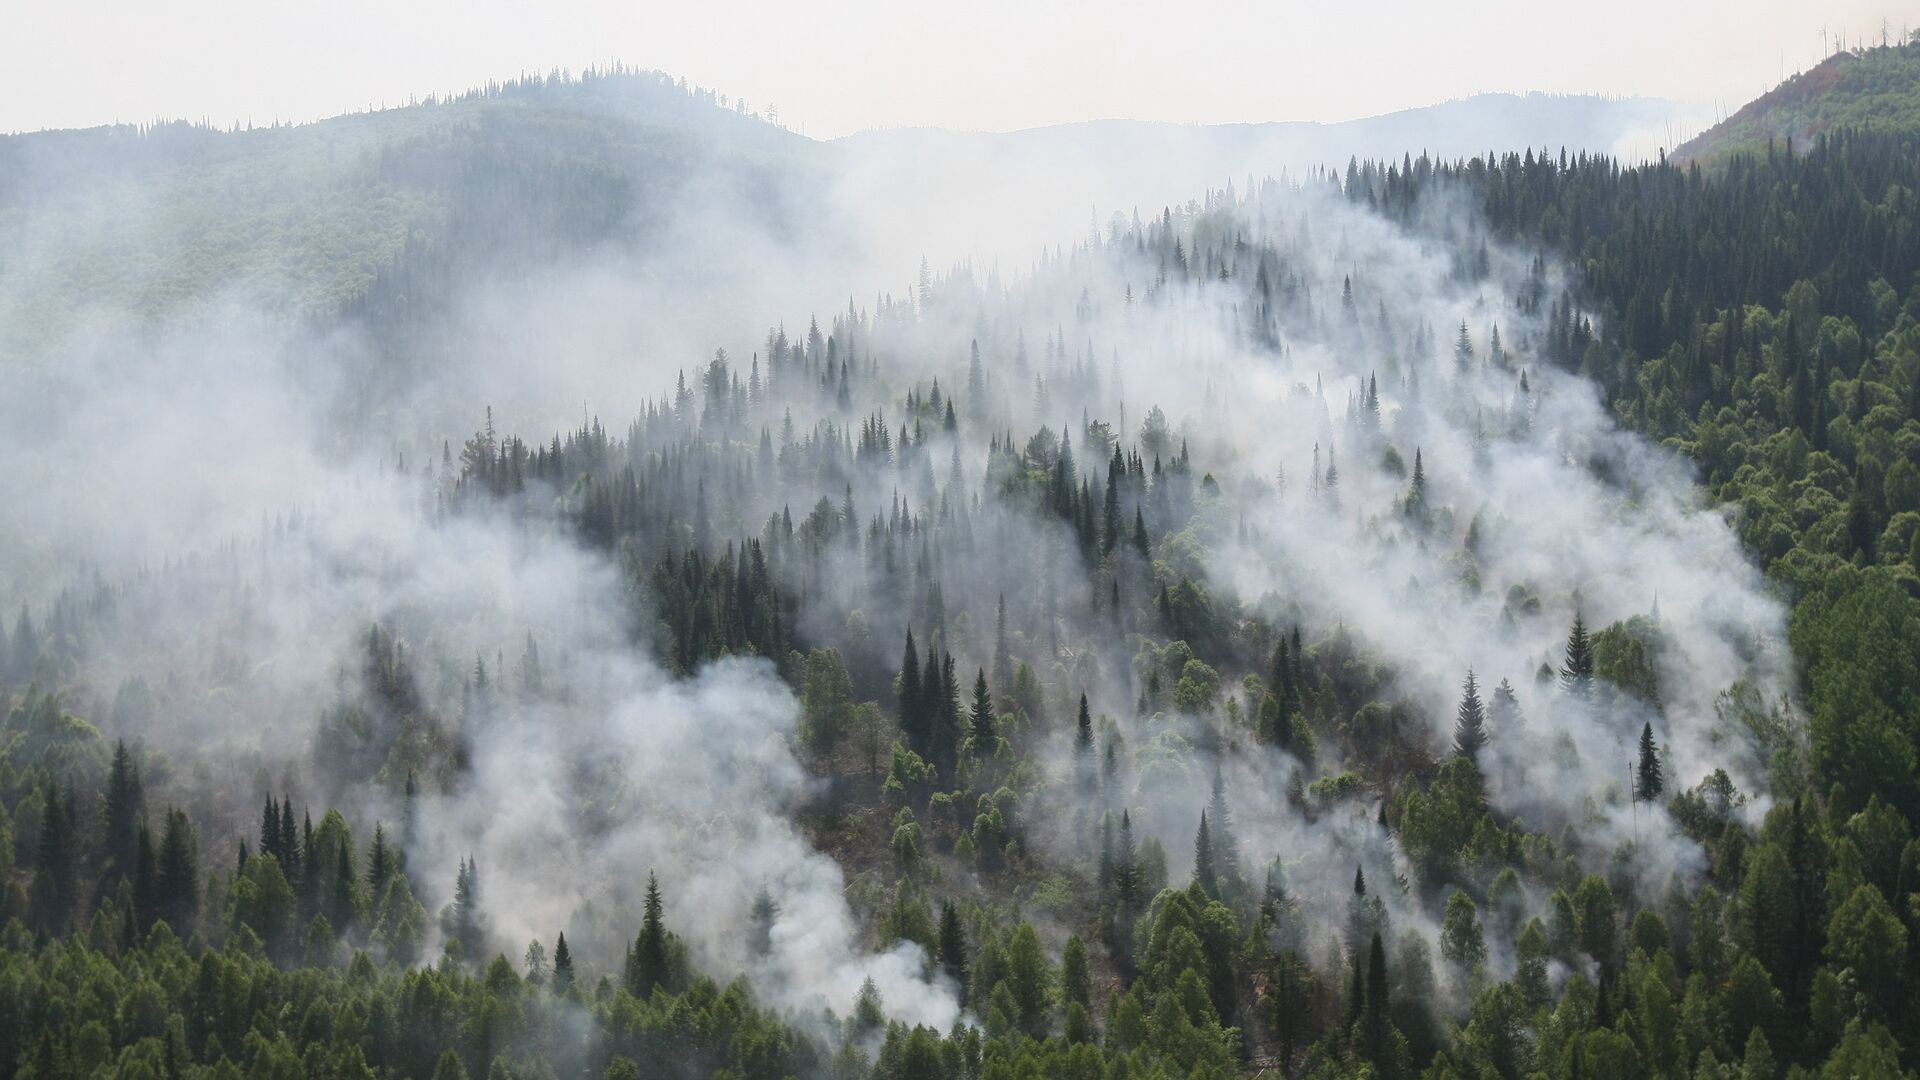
[261,797,281,865]
[366,823,393,900]
[1115,810,1140,912]
[1560,610,1595,699]
[1362,932,1392,1063]
[898,627,923,749]
[551,932,574,995]
[34,780,73,935]
[1636,722,1664,802]
[332,835,355,933]
[1208,768,1239,885]
[1405,448,1429,523]
[938,900,969,1005]
[102,739,143,881]
[1453,668,1489,761]
[1194,812,1218,897]
[155,808,197,932]
[969,668,995,758]
[991,597,1014,696]
[1075,694,1093,756]
[632,871,670,997]
[133,823,156,927]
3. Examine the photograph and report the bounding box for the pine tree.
[1075,694,1094,757]
[898,627,923,750]
[969,668,995,758]
[452,857,480,952]
[1115,810,1140,913]
[280,797,300,883]
[1194,811,1218,897]
[1636,722,1664,802]
[332,834,355,933]
[1453,668,1489,761]
[133,823,156,928]
[1490,678,1523,734]
[938,900,969,1005]
[1208,768,1239,886]
[155,808,197,932]
[551,932,574,994]
[367,823,393,900]
[102,739,143,882]
[1361,931,1392,1063]
[1560,610,1595,699]
[261,796,281,865]
[991,596,1014,697]
[1405,448,1429,523]
[632,871,670,997]
[34,780,74,935]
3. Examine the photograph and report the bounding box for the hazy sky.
[3,0,1911,137]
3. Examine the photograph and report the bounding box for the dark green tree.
[1453,668,1488,761]
[1636,722,1663,802]
[1560,609,1595,699]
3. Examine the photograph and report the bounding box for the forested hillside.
[1676,38,1920,163]
[0,68,813,367]
[2,73,1920,1080]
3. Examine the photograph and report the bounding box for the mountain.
[834,93,1698,267]
[0,70,820,364]
[0,81,1694,370]
[1675,39,1920,163]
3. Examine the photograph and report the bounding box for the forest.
[2,57,1920,1080]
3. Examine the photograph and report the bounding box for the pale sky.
[3,0,1912,137]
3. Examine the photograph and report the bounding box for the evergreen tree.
[631,871,670,997]
[1560,610,1595,699]
[1636,722,1663,802]
[1115,810,1140,913]
[1193,811,1218,897]
[447,856,482,960]
[261,796,282,865]
[1207,768,1239,886]
[33,780,74,935]
[102,739,143,881]
[991,596,1014,697]
[1404,448,1429,523]
[331,834,355,933]
[155,808,197,932]
[1075,694,1094,756]
[1360,931,1392,1064]
[898,627,923,750]
[938,900,969,1005]
[367,823,393,900]
[1452,668,1489,761]
[969,668,995,758]
[551,932,574,995]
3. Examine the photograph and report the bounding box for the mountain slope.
[0,70,818,362]
[1675,39,1920,163]
[830,92,1695,281]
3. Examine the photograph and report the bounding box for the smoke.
[0,83,1790,1035]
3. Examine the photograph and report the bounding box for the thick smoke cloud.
[0,92,1789,1030]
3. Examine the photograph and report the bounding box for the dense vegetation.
[4,75,1920,1080]
[1676,39,1920,164]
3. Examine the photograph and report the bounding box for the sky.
[2,0,1912,138]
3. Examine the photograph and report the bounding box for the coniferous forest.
[3,46,1920,1080]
